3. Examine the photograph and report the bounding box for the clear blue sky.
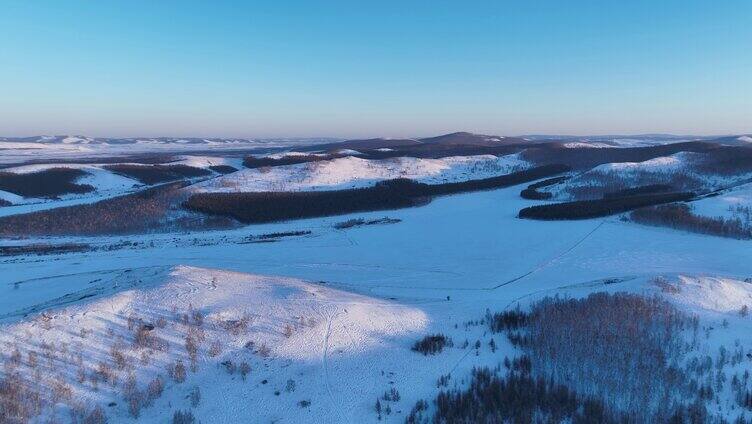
[1,1,749,138]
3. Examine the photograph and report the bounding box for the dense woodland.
[104,164,211,185]
[414,292,741,423]
[602,184,674,198]
[630,203,752,239]
[521,141,719,169]
[243,153,345,169]
[694,146,752,175]
[0,168,94,198]
[207,165,238,174]
[185,165,570,224]
[0,182,225,236]
[518,192,695,220]
[520,176,571,200]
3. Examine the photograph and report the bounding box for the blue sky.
[0,1,749,138]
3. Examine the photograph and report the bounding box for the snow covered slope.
[0,265,429,422]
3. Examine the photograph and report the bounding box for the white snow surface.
[692,181,752,219]
[0,265,429,422]
[655,275,752,314]
[171,155,244,169]
[561,141,611,148]
[595,152,690,174]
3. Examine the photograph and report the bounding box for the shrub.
[146,377,164,403]
[189,386,201,407]
[221,360,236,374]
[83,405,107,424]
[412,334,452,355]
[171,360,187,383]
[382,387,400,401]
[239,362,251,380]
[333,217,401,229]
[208,340,222,357]
[172,410,196,424]
[134,324,157,349]
[489,308,529,332]
[208,165,238,174]
[254,230,311,240]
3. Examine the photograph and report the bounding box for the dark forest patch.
[520,176,570,200]
[0,168,94,198]
[208,165,238,174]
[333,217,401,229]
[520,141,718,169]
[0,182,231,236]
[243,154,340,169]
[630,202,752,239]
[0,243,91,257]
[603,184,673,198]
[104,164,211,184]
[412,334,452,356]
[518,191,695,220]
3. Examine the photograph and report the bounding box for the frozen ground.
[2,148,752,422]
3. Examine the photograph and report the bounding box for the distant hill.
[302,131,528,152]
[417,132,525,146]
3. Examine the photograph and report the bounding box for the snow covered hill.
[195,154,528,193]
[0,265,431,422]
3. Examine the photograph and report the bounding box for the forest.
[184,165,570,224]
[0,168,94,198]
[518,192,695,220]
